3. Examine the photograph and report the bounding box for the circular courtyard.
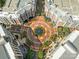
[29,16,54,43]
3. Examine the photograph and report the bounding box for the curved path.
[30,17,53,43]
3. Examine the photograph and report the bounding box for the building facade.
[0,0,36,25]
[0,25,23,59]
[45,30,79,59]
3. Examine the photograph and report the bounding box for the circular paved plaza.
[29,16,54,43]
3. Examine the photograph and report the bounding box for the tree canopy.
[0,0,6,8]
[57,26,71,37]
[37,50,44,59]
[25,48,35,59]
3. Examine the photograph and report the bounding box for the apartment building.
[53,0,79,15]
[0,25,23,59]
[0,0,36,25]
[0,42,23,59]
[16,3,36,24]
[45,30,79,59]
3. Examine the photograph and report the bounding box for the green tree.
[50,34,57,42]
[57,26,71,37]
[36,0,45,15]
[0,0,6,8]
[25,48,35,59]
[51,21,56,27]
[45,16,51,22]
[44,40,51,47]
[37,50,44,59]
[63,27,71,36]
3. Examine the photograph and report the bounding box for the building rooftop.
[50,42,77,59]
[50,30,79,59]
[0,42,22,59]
[53,0,79,15]
[2,0,19,12]
[0,46,9,59]
[2,0,33,12]
[0,25,5,36]
[26,27,41,46]
[18,0,32,9]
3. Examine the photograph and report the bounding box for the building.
[0,0,36,25]
[7,25,41,51]
[0,42,23,59]
[53,0,79,15]
[16,3,36,24]
[63,15,79,28]
[26,27,42,51]
[45,0,66,18]
[45,0,79,28]
[2,0,35,12]
[0,24,15,42]
[0,12,17,25]
[45,0,68,27]
[45,30,79,59]
[0,25,23,59]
